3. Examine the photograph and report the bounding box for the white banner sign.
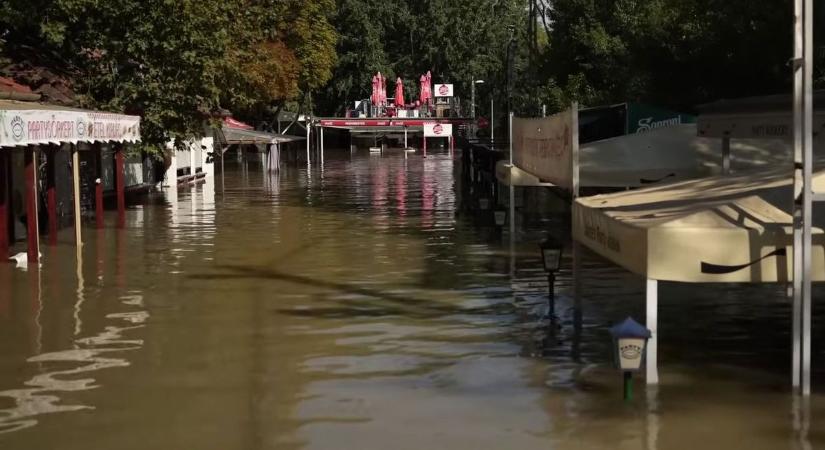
[512,106,577,190]
[0,109,141,147]
[423,122,453,137]
[433,84,454,97]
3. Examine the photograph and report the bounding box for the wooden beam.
[46,147,58,245]
[0,151,8,258]
[24,146,39,262]
[95,143,104,229]
[115,145,125,229]
[72,145,82,246]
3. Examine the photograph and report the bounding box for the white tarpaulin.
[0,101,140,147]
[502,122,799,188]
[423,122,452,137]
[512,106,577,190]
[573,167,825,283]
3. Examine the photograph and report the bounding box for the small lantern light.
[494,209,506,227]
[540,238,563,273]
[539,238,563,319]
[609,317,651,400]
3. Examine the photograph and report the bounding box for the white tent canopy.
[573,167,825,283]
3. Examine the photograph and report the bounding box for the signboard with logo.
[423,122,453,137]
[627,103,695,134]
[0,109,141,147]
[512,105,578,190]
[433,84,454,97]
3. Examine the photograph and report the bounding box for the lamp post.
[471,78,485,118]
[609,317,652,401]
[540,238,563,318]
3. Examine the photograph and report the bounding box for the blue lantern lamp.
[609,317,651,401]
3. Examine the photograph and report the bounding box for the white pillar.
[306,122,311,165]
[491,99,495,141]
[404,127,408,148]
[646,278,659,385]
[320,127,325,163]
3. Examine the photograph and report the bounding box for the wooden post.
[94,144,104,229]
[423,136,427,158]
[72,145,82,247]
[24,146,39,263]
[0,151,8,258]
[46,147,58,244]
[115,145,126,229]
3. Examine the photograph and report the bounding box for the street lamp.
[540,238,563,317]
[471,78,485,118]
[494,209,507,228]
[609,317,652,401]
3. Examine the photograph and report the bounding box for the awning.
[499,122,795,188]
[0,99,141,147]
[495,161,555,187]
[217,126,305,146]
[697,90,825,139]
[572,167,825,283]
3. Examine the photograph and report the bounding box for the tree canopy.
[0,0,337,152]
[1,0,821,147]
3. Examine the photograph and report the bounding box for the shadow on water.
[189,264,518,320]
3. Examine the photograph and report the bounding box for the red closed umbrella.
[395,77,404,107]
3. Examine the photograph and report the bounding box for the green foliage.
[319,0,525,116]
[536,0,802,113]
[0,0,338,153]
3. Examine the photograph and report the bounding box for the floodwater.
[1,149,824,449]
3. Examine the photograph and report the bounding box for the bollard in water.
[623,371,633,401]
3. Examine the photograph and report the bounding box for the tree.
[0,0,338,151]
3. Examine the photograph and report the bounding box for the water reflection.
[0,150,824,449]
[0,292,148,434]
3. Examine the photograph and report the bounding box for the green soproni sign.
[626,103,695,134]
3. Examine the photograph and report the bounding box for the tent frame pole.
[646,278,659,384]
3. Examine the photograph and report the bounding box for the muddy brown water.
[0,150,823,449]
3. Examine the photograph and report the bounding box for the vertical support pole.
[0,151,7,258]
[542,104,547,118]
[320,126,325,163]
[94,144,104,229]
[490,99,495,142]
[508,112,514,165]
[449,136,454,157]
[46,147,58,244]
[721,135,731,175]
[572,241,582,362]
[800,0,814,397]
[646,278,659,385]
[423,136,427,158]
[72,145,82,247]
[404,127,408,149]
[791,0,806,394]
[24,146,39,263]
[571,102,580,199]
[115,145,125,229]
[306,121,311,165]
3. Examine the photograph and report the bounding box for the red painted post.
[115,146,125,229]
[0,151,8,258]
[46,147,58,245]
[94,144,104,229]
[24,147,39,263]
